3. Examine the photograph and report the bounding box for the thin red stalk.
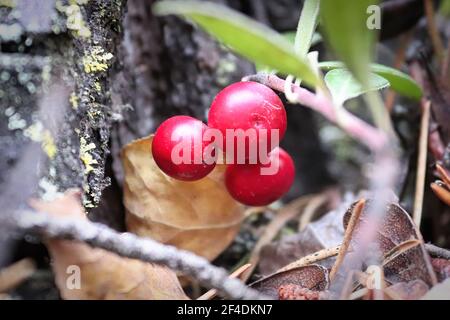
[242,74,387,152]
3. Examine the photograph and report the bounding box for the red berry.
[225,147,295,206]
[152,116,216,181]
[208,81,287,163]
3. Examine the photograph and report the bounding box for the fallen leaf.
[0,259,36,293]
[242,194,317,281]
[278,284,329,300]
[384,280,429,300]
[259,202,346,275]
[122,136,244,261]
[250,264,329,298]
[30,190,188,300]
[421,279,450,300]
[343,201,437,286]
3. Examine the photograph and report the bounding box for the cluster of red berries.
[152,81,295,206]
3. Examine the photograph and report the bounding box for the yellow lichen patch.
[56,0,91,38]
[42,131,57,159]
[24,122,57,159]
[0,0,16,8]
[70,92,79,110]
[82,47,113,74]
[93,81,101,92]
[79,137,98,173]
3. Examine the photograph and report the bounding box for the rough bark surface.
[1,0,334,245]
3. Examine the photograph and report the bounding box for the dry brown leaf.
[250,264,329,298]
[421,279,450,300]
[259,202,346,275]
[121,135,244,261]
[385,280,429,300]
[343,201,437,286]
[30,190,188,300]
[0,258,36,293]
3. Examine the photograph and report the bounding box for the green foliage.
[153,0,321,87]
[324,69,389,105]
[295,0,321,57]
[319,61,422,100]
[320,0,379,85]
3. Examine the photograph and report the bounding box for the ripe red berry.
[225,147,295,206]
[152,115,216,181]
[208,81,287,163]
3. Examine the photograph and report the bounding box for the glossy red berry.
[225,147,295,206]
[208,81,287,163]
[152,115,216,181]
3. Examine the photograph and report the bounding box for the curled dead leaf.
[421,279,450,300]
[385,280,429,300]
[343,201,437,286]
[250,264,329,299]
[30,190,188,300]
[122,136,244,261]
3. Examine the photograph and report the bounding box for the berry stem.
[242,73,388,152]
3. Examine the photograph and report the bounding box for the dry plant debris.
[122,135,245,261]
[29,190,188,300]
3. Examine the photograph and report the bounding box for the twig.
[413,101,431,227]
[9,211,268,300]
[241,194,316,282]
[298,194,328,231]
[0,258,36,293]
[424,0,445,65]
[349,287,369,300]
[276,245,341,273]
[382,239,421,266]
[329,199,366,281]
[425,243,450,259]
[197,264,252,300]
[242,73,387,152]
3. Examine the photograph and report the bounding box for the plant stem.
[424,0,445,65]
[413,101,431,227]
[329,199,366,281]
[364,90,397,140]
[295,0,321,57]
[242,73,387,152]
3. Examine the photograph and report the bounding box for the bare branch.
[425,243,450,260]
[9,211,268,300]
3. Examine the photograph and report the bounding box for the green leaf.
[295,0,321,57]
[320,0,379,85]
[153,0,321,87]
[324,68,389,105]
[319,61,422,100]
[255,32,322,73]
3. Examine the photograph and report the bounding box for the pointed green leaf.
[320,0,379,85]
[153,0,321,87]
[295,0,321,57]
[325,68,389,105]
[319,61,422,100]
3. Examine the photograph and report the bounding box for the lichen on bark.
[0,0,126,209]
